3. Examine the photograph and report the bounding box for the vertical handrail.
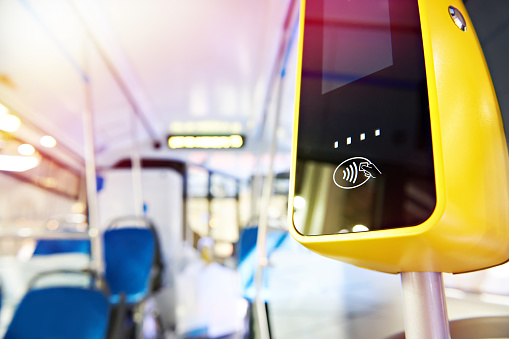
[252,2,300,338]
[254,75,284,339]
[82,73,104,282]
[401,272,450,339]
[207,171,213,237]
[129,103,144,218]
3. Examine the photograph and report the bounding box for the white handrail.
[82,43,104,279]
[0,228,90,239]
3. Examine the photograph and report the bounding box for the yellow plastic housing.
[288,0,509,274]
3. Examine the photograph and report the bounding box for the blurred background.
[0,0,509,338]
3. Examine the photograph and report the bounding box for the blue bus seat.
[237,228,289,301]
[103,227,155,305]
[33,239,91,256]
[4,286,109,339]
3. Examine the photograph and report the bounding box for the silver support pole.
[83,97,104,280]
[252,3,299,337]
[253,76,282,339]
[401,272,450,339]
[0,229,90,239]
[82,41,104,282]
[254,50,290,337]
[130,102,144,217]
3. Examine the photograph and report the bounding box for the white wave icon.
[333,157,381,189]
[342,163,359,184]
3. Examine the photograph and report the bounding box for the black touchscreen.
[294,0,436,235]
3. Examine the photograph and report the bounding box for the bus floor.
[263,236,509,339]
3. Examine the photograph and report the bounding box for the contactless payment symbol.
[333,157,381,189]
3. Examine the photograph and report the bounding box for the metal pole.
[81,40,104,284]
[129,101,144,218]
[253,75,282,339]
[253,56,288,339]
[0,229,90,239]
[252,3,299,338]
[401,272,450,339]
[207,171,213,237]
[83,84,104,281]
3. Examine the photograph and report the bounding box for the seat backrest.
[238,227,259,264]
[33,239,91,256]
[4,287,109,339]
[237,228,289,301]
[103,227,155,304]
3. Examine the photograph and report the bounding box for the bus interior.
[1,0,509,338]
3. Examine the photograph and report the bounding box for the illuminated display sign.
[167,135,244,149]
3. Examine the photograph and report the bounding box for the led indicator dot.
[375,129,381,136]
[360,133,365,140]
[346,137,352,145]
[334,141,338,148]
